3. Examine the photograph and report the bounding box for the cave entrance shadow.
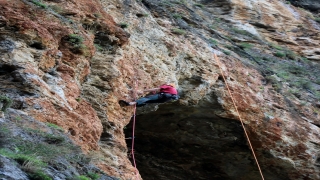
[123,101,272,180]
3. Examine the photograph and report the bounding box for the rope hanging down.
[131,58,139,179]
[213,53,265,180]
[131,102,138,178]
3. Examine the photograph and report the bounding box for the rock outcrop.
[0,0,320,179]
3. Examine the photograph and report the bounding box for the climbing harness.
[213,53,265,180]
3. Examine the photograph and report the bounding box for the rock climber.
[119,83,179,107]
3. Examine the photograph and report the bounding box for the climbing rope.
[213,53,265,180]
[131,104,138,178]
[131,58,140,179]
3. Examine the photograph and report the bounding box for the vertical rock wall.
[1,0,320,179]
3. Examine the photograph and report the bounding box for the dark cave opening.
[123,102,269,180]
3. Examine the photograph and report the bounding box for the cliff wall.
[0,0,320,179]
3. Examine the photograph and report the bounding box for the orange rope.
[213,53,265,180]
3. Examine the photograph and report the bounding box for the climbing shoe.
[119,100,130,107]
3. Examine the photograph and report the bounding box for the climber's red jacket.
[159,84,178,95]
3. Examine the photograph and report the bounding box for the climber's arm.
[143,88,160,92]
[136,87,160,95]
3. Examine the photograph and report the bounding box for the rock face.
[288,0,320,12]
[117,0,320,179]
[0,0,133,178]
[0,155,29,180]
[0,109,118,180]
[0,0,320,180]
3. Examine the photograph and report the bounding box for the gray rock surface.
[0,155,28,180]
